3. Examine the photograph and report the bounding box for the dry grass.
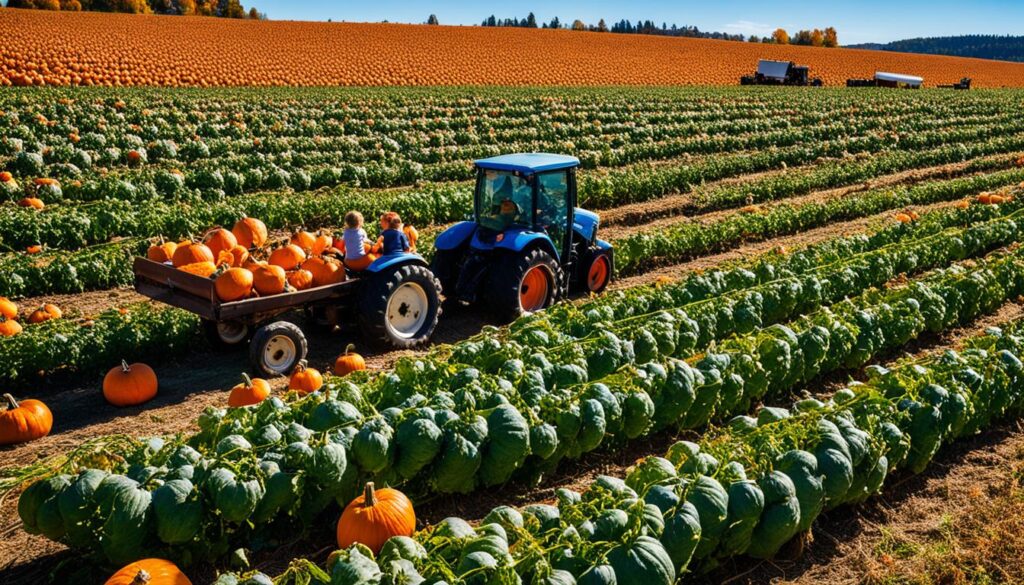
[1,9,1024,87]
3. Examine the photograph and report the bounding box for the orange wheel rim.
[588,256,610,291]
[520,266,549,311]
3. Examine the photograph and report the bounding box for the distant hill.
[848,35,1024,63]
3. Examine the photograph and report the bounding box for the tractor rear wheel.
[487,248,559,323]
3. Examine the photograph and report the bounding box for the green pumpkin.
[309,442,349,493]
[482,506,524,542]
[523,504,561,534]
[685,476,728,559]
[253,468,298,524]
[96,475,153,565]
[331,544,383,585]
[306,399,363,432]
[607,536,675,585]
[746,471,802,559]
[206,468,265,524]
[431,431,481,494]
[378,535,428,564]
[718,479,765,557]
[578,564,617,585]
[622,391,656,439]
[216,434,253,458]
[58,469,107,547]
[530,423,560,460]
[394,417,443,479]
[660,501,701,570]
[152,478,203,544]
[774,450,825,533]
[625,457,677,494]
[576,399,607,453]
[479,405,531,487]
[19,474,71,540]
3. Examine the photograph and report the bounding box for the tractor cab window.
[478,170,533,232]
[537,170,569,253]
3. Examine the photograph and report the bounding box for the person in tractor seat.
[493,198,520,230]
[341,211,377,271]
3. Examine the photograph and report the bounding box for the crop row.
[2,178,1021,387]
[2,145,1022,304]
[215,316,1024,584]
[17,231,1024,565]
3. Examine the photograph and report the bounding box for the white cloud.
[723,20,774,36]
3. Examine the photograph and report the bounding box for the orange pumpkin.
[0,317,22,337]
[0,393,53,445]
[304,256,345,286]
[311,231,334,255]
[179,261,217,278]
[252,263,287,295]
[103,360,159,407]
[228,373,271,407]
[0,171,12,182]
[226,245,250,268]
[26,244,42,254]
[232,217,268,249]
[0,296,17,320]
[288,269,314,291]
[291,229,317,251]
[18,197,45,210]
[288,360,323,394]
[334,344,366,377]
[104,558,192,585]
[269,244,307,271]
[147,239,177,263]
[203,228,238,259]
[215,267,254,302]
[336,482,416,554]
[172,242,214,268]
[27,304,61,324]
[895,212,913,223]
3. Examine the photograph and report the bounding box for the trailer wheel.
[249,321,308,377]
[359,263,441,350]
[202,319,251,351]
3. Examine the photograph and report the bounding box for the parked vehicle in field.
[847,71,924,88]
[133,253,441,376]
[938,77,972,90]
[431,153,614,322]
[740,59,823,86]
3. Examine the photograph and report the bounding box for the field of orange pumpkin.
[1,9,1023,88]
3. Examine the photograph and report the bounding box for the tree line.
[472,14,838,46]
[2,0,264,18]
[849,35,1024,63]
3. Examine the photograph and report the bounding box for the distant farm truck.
[740,60,823,86]
[938,77,972,90]
[846,71,924,89]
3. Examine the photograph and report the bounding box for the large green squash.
[57,469,107,547]
[152,478,203,544]
[206,468,265,524]
[393,417,443,479]
[479,405,531,487]
[607,536,676,585]
[685,475,728,559]
[96,475,154,565]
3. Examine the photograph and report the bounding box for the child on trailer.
[372,211,417,255]
[340,211,377,271]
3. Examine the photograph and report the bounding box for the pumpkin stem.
[121,359,130,373]
[345,343,356,356]
[2,393,18,410]
[364,482,377,507]
[130,569,152,585]
[241,372,253,387]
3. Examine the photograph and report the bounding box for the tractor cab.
[432,153,613,322]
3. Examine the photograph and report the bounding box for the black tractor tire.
[358,263,442,350]
[202,319,252,352]
[249,321,308,377]
[486,247,560,323]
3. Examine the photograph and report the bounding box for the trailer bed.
[133,257,359,322]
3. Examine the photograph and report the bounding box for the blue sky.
[253,0,1024,44]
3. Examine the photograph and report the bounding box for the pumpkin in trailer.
[334,344,366,377]
[228,373,271,407]
[269,244,307,271]
[215,267,254,302]
[403,224,419,252]
[291,229,317,252]
[103,360,159,407]
[288,360,323,394]
[225,245,250,268]
[0,393,53,445]
[147,238,177,263]
[172,242,214,268]
[203,228,238,259]
[104,558,192,585]
[252,263,287,296]
[337,482,416,554]
[0,317,22,337]
[287,269,314,291]
[232,216,268,249]
[179,261,217,278]
[311,231,334,255]
[0,296,17,320]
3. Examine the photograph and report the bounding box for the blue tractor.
[432,153,614,321]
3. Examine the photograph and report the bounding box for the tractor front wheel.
[487,248,560,323]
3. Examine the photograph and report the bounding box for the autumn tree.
[823,27,839,47]
[811,29,824,46]
[597,18,607,32]
[771,28,789,44]
[571,19,586,31]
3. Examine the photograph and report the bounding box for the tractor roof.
[474,153,579,174]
